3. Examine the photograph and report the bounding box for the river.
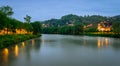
[0,34,120,66]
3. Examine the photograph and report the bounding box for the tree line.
[41,14,120,36]
[0,5,41,35]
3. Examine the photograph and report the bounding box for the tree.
[0,11,7,30]
[0,5,14,17]
[24,15,31,24]
[113,22,120,34]
[61,14,81,24]
[73,23,84,34]
[31,21,41,34]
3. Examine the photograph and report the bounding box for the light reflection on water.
[14,45,19,57]
[0,34,120,66]
[22,42,25,48]
[2,48,9,64]
[32,39,35,46]
[97,38,110,48]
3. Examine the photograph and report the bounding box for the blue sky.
[0,0,120,21]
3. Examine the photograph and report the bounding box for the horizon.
[0,0,120,21]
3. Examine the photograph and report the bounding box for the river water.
[0,34,120,66]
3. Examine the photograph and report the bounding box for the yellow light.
[2,48,9,63]
[15,45,19,57]
[105,38,109,47]
[97,38,101,48]
[22,42,25,48]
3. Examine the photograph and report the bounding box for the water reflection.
[97,37,110,48]
[105,38,109,46]
[2,48,9,64]
[22,42,25,48]
[14,45,19,57]
[83,40,86,45]
[1,35,120,66]
[32,39,35,46]
[98,38,101,48]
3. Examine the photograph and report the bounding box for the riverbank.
[43,32,120,38]
[0,34,41,49]
[82,32,120,38]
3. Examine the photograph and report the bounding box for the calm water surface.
[0,34,120,66]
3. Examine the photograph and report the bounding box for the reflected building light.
[105,38,109,47]
[101,39,104,48]
[98,38,110,48]
[22,42,25,48]
[15,45,19,57]
[98,38,101,48]
[32,39,35,46]
[3,48,9,63]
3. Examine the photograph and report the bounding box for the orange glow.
[105,38,109,47]
[3,48,9,55]
[14,45,19,57]
[97,38,101,48]
[32,39,35,46]
[101,40,104,48]
[16,29,28,34]
[2,48,9,63]
[22,42,25,48]
[97,22,111,32]
[0,28,32,35]
[97,38,110,48]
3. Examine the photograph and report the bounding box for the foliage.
[113,22,120,34]
[0,5,14,17]
[31,21,41,34]
[0,34,41,49]
[24,15,31,24]
[85,27,98,32]
[0,5,41,34]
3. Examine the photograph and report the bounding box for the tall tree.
[0,5,14,17]
[24,15,31,24]
[31,21,41,34]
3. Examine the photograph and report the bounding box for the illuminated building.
[0,28,32,35]
[97,21,112,32]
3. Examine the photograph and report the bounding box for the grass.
[82,32,120,38]
[0,34,41,49]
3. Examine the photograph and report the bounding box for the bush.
[0,34,41,49]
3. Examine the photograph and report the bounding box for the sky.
[0,0,120,21]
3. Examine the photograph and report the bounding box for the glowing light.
[2,48,9,63]
[105,38,109,47]
[15,45,19,57]
[97,38,101,48]
[97,22,111,32]
[22,42,25,48]
[0,28,32,35]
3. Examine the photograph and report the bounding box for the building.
[0,28,32,35]
[98,21,112,31]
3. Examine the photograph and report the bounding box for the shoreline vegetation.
[83,33,120,38]
[0,34,41,49]
[0,5,41,49]
[43,32,120,38]
[0,5,120,49]
[41,14,120,38]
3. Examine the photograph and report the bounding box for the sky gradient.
[0,0,120,21]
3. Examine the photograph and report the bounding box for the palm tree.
[24,15,31,24]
